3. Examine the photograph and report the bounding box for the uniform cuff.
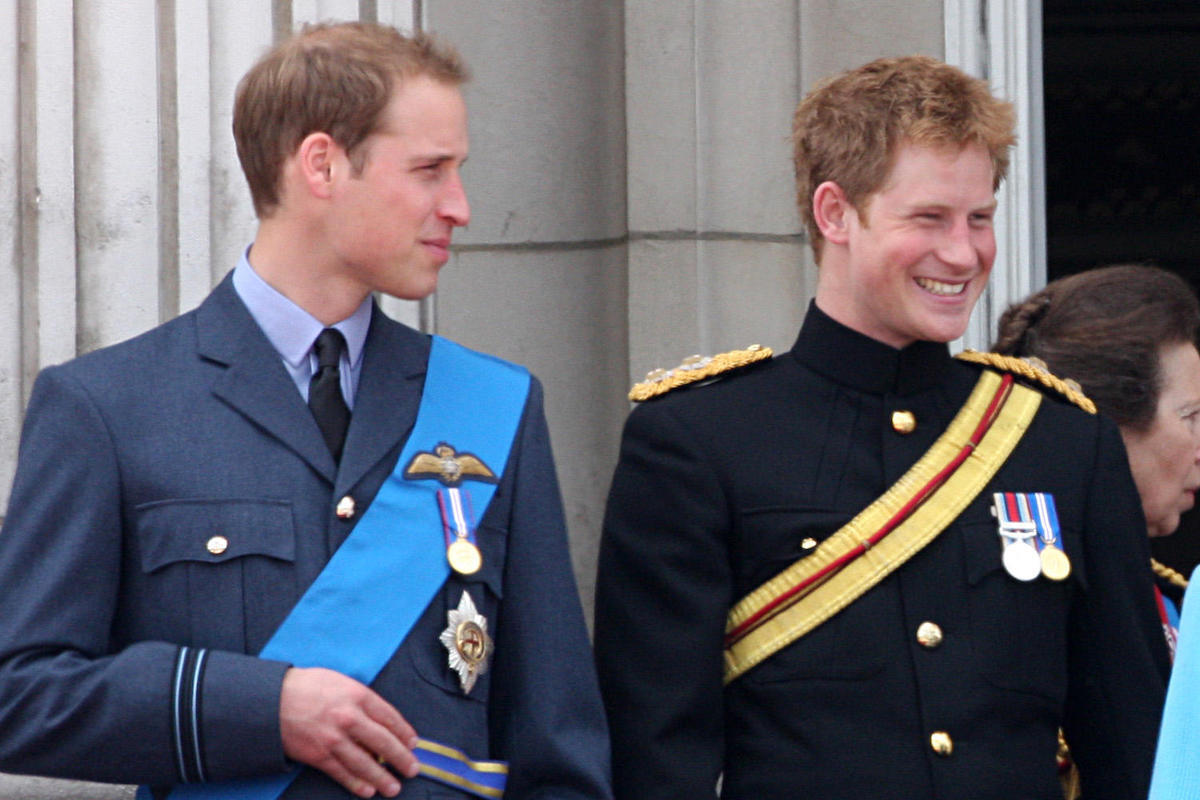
[176,648,291,782]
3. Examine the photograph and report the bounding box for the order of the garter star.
[440,590,494,694]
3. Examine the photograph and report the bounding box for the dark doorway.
[1043,0,1200,580]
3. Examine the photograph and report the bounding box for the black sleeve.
[594,402,730,800]
[1063,416,1171,799]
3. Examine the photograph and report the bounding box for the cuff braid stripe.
[171,646,209,784]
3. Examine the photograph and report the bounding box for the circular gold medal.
[1040,545,1071,581]
[447,539,482,575]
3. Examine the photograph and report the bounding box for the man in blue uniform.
[595,55,1169,799]
[0,22,610,800]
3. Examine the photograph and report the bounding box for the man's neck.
[249,217,370,326]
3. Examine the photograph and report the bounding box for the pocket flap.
[136,498,296,573]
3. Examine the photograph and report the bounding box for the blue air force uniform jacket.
[594,303,1170,800]
[0,275,611,799]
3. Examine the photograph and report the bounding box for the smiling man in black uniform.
[594,55,1170,799]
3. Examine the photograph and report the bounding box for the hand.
[279,667,419,798]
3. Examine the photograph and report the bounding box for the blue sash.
[147,335,529,800]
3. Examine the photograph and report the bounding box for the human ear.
[296,132,339,200]
[813,181,853,246]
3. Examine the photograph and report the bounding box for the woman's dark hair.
[993,264,1200,432]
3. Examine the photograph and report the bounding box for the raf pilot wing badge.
[405,442,498,487]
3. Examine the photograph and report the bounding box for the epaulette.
[628,345,773,402]
[955,350,1096,414]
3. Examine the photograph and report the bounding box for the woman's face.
[1122,341,1200,537]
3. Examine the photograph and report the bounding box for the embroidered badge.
[439,590,494,694]
[405,443,497,487]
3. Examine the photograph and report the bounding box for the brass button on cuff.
[206,535,228,555]
[891,410,916,434]
[336,495,356,519]
[930,731,953,756]
[916,621,944,649]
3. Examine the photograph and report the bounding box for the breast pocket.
[962,519,1085,703]
[411,522,507,705]
[136,498,297,652]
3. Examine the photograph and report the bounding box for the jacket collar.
[790,301,953,396]
[195,274,428,487]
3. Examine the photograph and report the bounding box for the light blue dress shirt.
[231,249,372,409]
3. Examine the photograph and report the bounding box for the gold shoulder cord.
[1152,558,1190,589]
[628,345,773,402]
[955,350,1097,415]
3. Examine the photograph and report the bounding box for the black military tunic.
[595,303,1170,800]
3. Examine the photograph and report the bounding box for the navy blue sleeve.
[487,377,613,799]
[0,367,291,785]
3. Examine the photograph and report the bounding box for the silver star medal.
[439,590,494,694]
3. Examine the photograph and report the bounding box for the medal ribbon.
[150,336,527,800]
[1031,492,1062,552]
[723,370,1042,684]
[995,491,1039,546]
[995,491,1070,582]
[1155,586,1180,662]
[439,487,478,553]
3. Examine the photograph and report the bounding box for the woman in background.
[994,263,1200,648]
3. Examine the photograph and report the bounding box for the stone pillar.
[424,1,630,616]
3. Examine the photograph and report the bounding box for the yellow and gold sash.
[723,370,1042,684]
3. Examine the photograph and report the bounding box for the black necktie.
[309,328,350,460]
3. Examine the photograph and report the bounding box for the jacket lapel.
[334,308,429,498]
[195,275,338,482]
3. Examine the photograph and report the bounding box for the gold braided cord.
[955,350,1097,415]
[1152,558,1189,590]
[628,345,773,402]
[1058,728,1082,800]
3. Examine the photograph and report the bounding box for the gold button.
[930,731,953,756]
[801,537,818,550]
[916,621,944,649]
[891,410,916,434]
[206,535,228,555]
[336,495,356,519]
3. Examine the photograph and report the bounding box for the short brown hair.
[993,265,1200,432]
[233,21,468,217]
[792,55,1016,258]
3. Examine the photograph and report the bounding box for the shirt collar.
[790,301,952,396]
[232,248,372,369]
